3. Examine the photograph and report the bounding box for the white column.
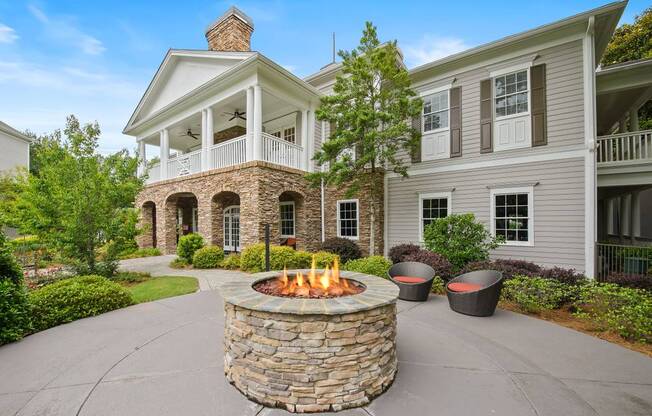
[200,109,207,171]
[253,85,263,161]
[307,108,315,172]
[631,191,640,242]
[619,195,629,242]
[582,17,597,277]
[246,87,254,161]
[160,129,169,180]
[629,107,640,132]
[202,107,213,170]
[301,109,309,171]
[619,117,627,133]
[137,139,146,177]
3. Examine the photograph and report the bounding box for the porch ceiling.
[597,86,652,135]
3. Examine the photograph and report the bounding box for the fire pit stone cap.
[220,270,399,315]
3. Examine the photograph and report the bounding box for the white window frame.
[421,88,450,134]
[268,122,297,143]
[336,199,359,240]
[493,69,530,122]
[279,201,296,238]
[418,192,452,242]
[489,186,534,247]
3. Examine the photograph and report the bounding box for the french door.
[224,205,241,252]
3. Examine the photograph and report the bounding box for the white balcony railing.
[168,148,202,178]
[145,163,161,184]
[262,132,303,170]
[211,135,247,170]
[597,130,652,165]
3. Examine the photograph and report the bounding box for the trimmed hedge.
[192,246,225,269]
[502,276,573,313]
[320,237,362,264]
[177,233,205,263]
[220,254,241,270]
[0,279,31,344]
[344,256,392,278]
[29,275,133,332]
[388,243,421,264]
[403,250,454,281]
[312,251,339,269]
[240,244,340,272]
[240,244,266,272]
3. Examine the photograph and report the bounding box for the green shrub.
[423,213,501,269]
[574,282,652,343]
[240,244,266,272]
[119,248,162,260]
[312,251,340,269]
[72,258,119,278]
[501,276,574,313]
[344,256,392,278]
[0,279,31,344]
[177,234,205,263]
[431,276,445,295]
[220,254,241,270]
[169,257,190,269]
[29,275,133,332]
[320,237,362,264]
[0,233,23,285]
[267,246,303,270]
[192,246,225,269]
[294,251,313,268]
[112,271,151,284]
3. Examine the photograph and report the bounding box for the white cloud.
[27,4,106,55]
[403,35,470,68]
[0,23,19,44]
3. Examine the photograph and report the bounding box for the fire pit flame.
[254,257,364,299]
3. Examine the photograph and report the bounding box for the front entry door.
[224,206,241,252]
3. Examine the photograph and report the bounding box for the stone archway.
[211,191,240,251]
[140,201,157,248]
[164,192,199,253]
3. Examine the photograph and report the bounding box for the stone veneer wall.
[214,126,246,145]
[136,162,322,254]
[206,15,252,52]
[224,303,397,413]
[323,172,385,256]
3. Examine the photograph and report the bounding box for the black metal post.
[264,223,271,272]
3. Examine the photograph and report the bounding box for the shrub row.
[240,244,339,273]
[461,259,585,285]
[192,246,225,269]
[388,243,453,280]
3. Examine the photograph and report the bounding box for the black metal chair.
[445,270,503,317]
[387,262,436,302]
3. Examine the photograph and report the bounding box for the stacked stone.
[224,303,397,413]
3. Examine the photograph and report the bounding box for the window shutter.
[530,64,547,146]
[480,79,493,153]
[411,116,422,163]
[450,86,462,157]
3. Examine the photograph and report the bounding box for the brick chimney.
[205,6,254,52]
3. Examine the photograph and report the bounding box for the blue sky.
[0,0,648,154]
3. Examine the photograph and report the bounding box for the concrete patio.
[0,256,651,416]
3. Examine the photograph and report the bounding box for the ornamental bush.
[192,246,225,269]
[539,266,586,286]
[431,276,446,295]
[403,249,454,281]
[501,276,575,313]
[312,251,340,269]
[177,233,205,263]
[267,246,302,271]
[240,244,266,272]
[344,256,392,278]
[220,254,241,270]
[574,282,652,343]
[604,273,652,291]
[462,259,542,279]
[0,279,31,344]
[423,213,501,269]
[29,275,133,332]
[320,237,362,264]
[0,233,23,285]
[388,243,421,264]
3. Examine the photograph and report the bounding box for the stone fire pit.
[221,270,399,413]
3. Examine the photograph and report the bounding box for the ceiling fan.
[179,128,200,140]
[223,109,246,121]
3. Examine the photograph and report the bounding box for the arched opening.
[165,192,199,250]
[278,191,305,249]
[141,201,157,248]
[212,191,240,252]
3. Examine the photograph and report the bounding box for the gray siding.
[0,131,29,173]
[405,39,585,166]
[386,157,586,271]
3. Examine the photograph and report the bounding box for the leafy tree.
[9,116,143,274]
[308,22,422,255]
[601,7,652,130]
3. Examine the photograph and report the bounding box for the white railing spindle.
[597,129,652,166]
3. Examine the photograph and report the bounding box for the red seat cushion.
[447,282,483,292]
[393,275,427,284]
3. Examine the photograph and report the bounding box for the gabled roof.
[0,121,32,143]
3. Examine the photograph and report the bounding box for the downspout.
[320,121,326,242]
[583,16,597,278]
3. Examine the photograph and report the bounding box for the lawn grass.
[127,276,198,304]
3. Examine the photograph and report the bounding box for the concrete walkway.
[0,256,650,416]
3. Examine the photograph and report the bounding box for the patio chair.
[387,262,436,302]
[445,270,503,317]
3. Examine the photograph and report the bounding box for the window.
[422,90,449,132]
[283,127,296,143]
[280,201,295,237]
[494,70,528,118]
[490,187,533,246]
[271,131,282,138]
[337,199,359,239]
[419,192,451,241]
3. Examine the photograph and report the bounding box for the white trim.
[488,54,537,78]
[387,148,585,178]
[279,201,296,238]
[422,89,450,133]
[418,191,452,242]
[489,185,534,247]
[493,68,531,123]
[419,83,453,97]
[583,16,597,277]
[223,205,241,252]
[336,199,359,240]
